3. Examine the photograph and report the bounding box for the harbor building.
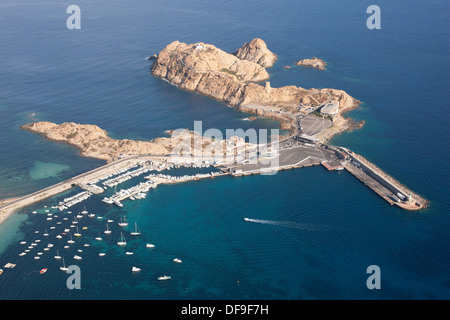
[321,102,339,117]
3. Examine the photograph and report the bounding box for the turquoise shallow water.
[0,0,449,299]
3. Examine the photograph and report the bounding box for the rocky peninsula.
[22,39,361,160]
[21,121,250,163]
[295,57,327,70]
[151,39,359,138]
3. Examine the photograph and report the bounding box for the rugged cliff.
[233,38,278,68]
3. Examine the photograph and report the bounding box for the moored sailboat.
[117,232,127,246]
[130,222,141,236]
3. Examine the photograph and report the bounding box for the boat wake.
[243,218,326,231]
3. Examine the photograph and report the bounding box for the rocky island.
[295,57,327,70]
[151,39,359,139]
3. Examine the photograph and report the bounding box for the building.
[321,102,339,116]
[195,43,206,51]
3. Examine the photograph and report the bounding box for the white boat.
[132,267,141,272]
[20,241,26,245]
[67,234,75,244]
[56,235,62,239]
[64,228,70,232]
[34,256,40,260]
[64,245,70,249]
[19,252,26,256]
[117,232,127,246]
[104,224,112,235]
[44,248,50,251]
[54,250,61,260]
[244,217,250,221]
[74,227,81,237]
[114,201,123,208]
[37,252,43,256]
[125,252,133,255]
[73,255,82,260]
[173,258,182,263]
[118,216,128,227]
[83,244,90,247]
[146,243,155,248]
[107,219,114,223]
[95,234,103,241]
[158,275,171,281]
[35,239,41,243]
[99,253,106,257]
[47,244,54,248]
[130,222,141,236]
[60,258,68,271]
[81,206,88,214]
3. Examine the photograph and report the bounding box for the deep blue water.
[0,0,449,299]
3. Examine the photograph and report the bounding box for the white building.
[321,102,339,116]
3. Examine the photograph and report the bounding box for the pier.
[0,139,428,223]
[341,148,428,210]
[220,139,427,211]
[0,155,226,220]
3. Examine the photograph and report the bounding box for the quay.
[340,148,428,210]
[220,139,427,211]
[0,139,428,223]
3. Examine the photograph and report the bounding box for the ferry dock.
[220,139,427,211]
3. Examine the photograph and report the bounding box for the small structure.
[194,43,206,51]
[321,102,339,116]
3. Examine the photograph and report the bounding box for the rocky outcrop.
[233,38,278,68]
[21,122,253,162]
[21,122,170,162]
[295,57,327,70]
[151,40,359,129]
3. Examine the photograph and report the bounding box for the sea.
[0,0,449,300]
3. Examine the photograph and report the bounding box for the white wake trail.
[243,218,326,231]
